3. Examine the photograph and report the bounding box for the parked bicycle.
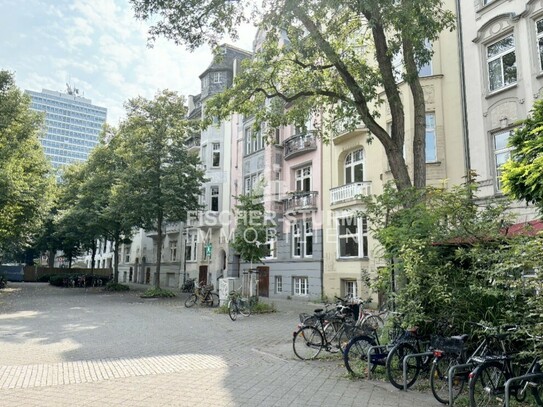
[468,332,543,406]
[429,323,515,405]
[181,277,196,293]
[184,281,219,308]
[227,287,252,321]
[293,303,359,360]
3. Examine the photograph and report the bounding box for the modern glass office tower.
[26,88,107,169]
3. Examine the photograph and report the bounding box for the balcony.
[185,135,201,152]
[284,191,318,213]
[330,182,372,205]
[283,132,317,160]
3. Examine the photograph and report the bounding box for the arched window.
[344,148,364,184]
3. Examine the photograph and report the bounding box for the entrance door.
[256,266,269,297]
[199,265,208,285]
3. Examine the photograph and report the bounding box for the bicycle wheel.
[184,294,197,308]
[210,293,220,307]
[228,300,238,321]
[239,299,251,317]
[532,363,543,406]
[430,354,465,405]
[338,324,366,353]
[323,320,343,352]
[386,342,421,390]
[343,335,377,378]
[469,361,506,407]
[293,326,324,360]
[361,315,384,333]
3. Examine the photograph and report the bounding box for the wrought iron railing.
[283,132,317,159]
[284,191,318,212]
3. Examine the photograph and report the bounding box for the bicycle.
[429,323,514,405]
[184,281,219,308]
[468,333,543,406]
[227,287,252,321]
[343,311,404,378]
[292,304,358,360]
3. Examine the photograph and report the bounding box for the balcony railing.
[330,182,371,205]
[283,132,317,160]
[284,191,318,212]
[185,135,201,150]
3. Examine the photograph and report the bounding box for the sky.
[0,0,257,125]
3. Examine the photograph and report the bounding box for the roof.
[503,219,543,237]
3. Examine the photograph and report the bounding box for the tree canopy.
[501,99,543,212]
[130,0,456,190]
[0,70,55,257]
[116,90,207,288]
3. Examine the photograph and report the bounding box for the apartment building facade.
[459,0,541,221]
[321,0,467,302]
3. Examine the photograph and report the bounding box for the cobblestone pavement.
[0,283,440,406]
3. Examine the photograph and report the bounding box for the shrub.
[141,287,176,298]
[0,275,7,289]
[37,274,53,283]
[103,282,130,292]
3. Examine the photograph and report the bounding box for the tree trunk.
[155,217,163,289]
[113,232,120,284]
[47,249,55,270]
[90,241,96,275]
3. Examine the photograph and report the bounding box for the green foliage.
[362,181,543,357]
[231,192,270,264]
[0,274,7,289]
[103,282,130,292]
[502,99,543,212]
[140,287,176,298]
[0,70,55,255]
[130,0,456,190]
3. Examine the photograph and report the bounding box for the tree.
[130,0,455,190]
[116,90,206,288]
[0,70,55,256]
[501,99,543,211]
[231,192,269,266]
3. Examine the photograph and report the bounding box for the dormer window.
[212,72,225,84]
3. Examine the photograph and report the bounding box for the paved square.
[0,283,438,406]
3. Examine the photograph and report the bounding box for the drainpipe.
[455,0,472,180]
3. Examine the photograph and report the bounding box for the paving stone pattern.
[0,283,439,406]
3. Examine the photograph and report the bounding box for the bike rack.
[402,351,433,391]
[447,363,473,406]
[504,372,543,407]
[366,344,389,379]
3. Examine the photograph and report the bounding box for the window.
[245,128,252,155]
[212,71,225,83]
[201,144,207,169]
[124,246,130,263]
[275,276,283,293]
[344,280,358,299]
[537,19,543,71]
[292,223,302,257]
[202,75,209,89]
[244,177,252,194]
[338,216,369,258]
[493,129,513,190]
[264,228,277,259]
[293,277,308,296]
[185,231,197,262]
[212,143,220,167]
[200,188,207,209]
[391,41,432,82]
[487,34,516,92]
[170,240,177,262]
[210,186,220,212]
[345,149,364,184]
[426,113,437,162]
[304,221,313,257]
[295,166,312,192]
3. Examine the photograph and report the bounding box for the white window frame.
[264,228,277,259]
[210,186,220,212]
[275,276,283,293]
[245,128,252,155]
[537,18,543,71]
[292,223,302,258]
[201,144,207,169]
[344,280,358,299]
[185,231,197,262]
[345,148,364,184]
[304,221,313,257]
[493,129,513,191]
[212,71,224,84]
[170,240,178,262]
[426,113,437,163]
[212,143,220,167]
[124,246,130,263]
[487,34,516,92]
[293,276,308,296]
[337,216,369,258]
[295,166,312,192]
